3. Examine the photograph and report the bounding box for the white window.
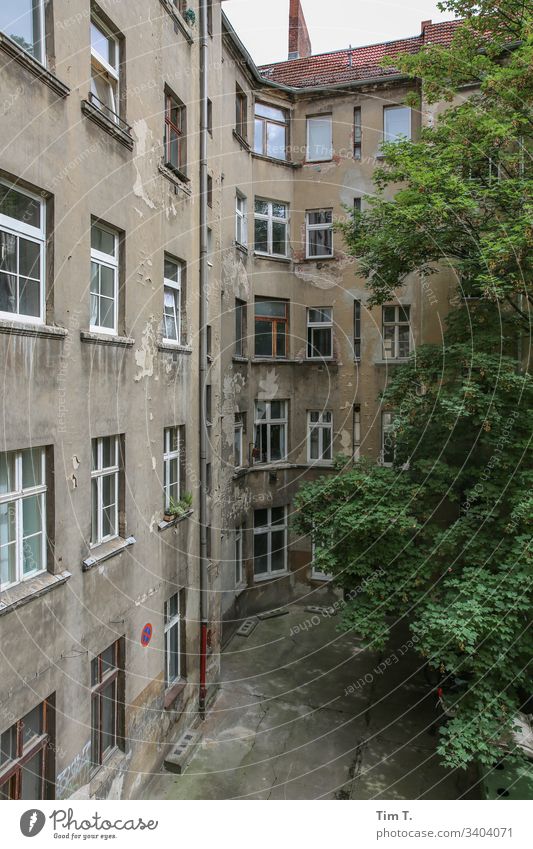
[235,192,247,247]
[254,199,288,258]
[353,404,361,462]
[90,17,120,121]
[91,436,119,546]
[0,181,45,323]
[253,506,287,579]
[164,592,181,686]
[234,413,244,468]
[381,411,396,466]
[235,526,244,587]
[306,210,333,259]
[163,257,182,344]
[308,411,333,463]
[382,305,411,359]
[253,400,287,464]
[307,114,332,162]
[0,448,46,591]
[163,427,183,510]
[90,222,118,334]
[0,0,46,64]
[307,307,333,359]
[383,105,411,144]
[254,102,288,160]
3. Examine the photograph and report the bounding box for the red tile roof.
[258,19,461,88]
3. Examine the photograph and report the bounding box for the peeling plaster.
[132,120,156,210]
[134,317,157,381]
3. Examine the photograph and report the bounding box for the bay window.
[254,199,288,258]
[306,209,333,258]
[308,411,333,463]
[254,400,287,464]
[307,307,333,359]
[90,222,118,334]
[0,181,45,323]
[253,506,287,578]
[307,114,332,162]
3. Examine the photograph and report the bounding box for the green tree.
[294,0,532,770]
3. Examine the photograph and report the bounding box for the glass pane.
[0,452,15,495]
[398,326,410,357]
[21,704,42,748]
[255,401,267,421]
[91,21,115,68]
[383,306,396,323]
[270,531,286,572]
[271,221,286,256]
[383,325,395,356]
[267,123,286,160]
[164,259,179,283]
[308,210,332,226]
[254,508,268,528]
[0,726,16,766]
[167,623,180,682]
[91,478,98,543]
[91,695,100,764]
[102,477,116,537]
[271,507,285,525]
[0,272,17,313]
[308,116,332,160]
[276,321,286,357]
[23,531,43,576]
[254,199,269,216]
[21,448,43,489]
[272,203,287,219]
[19,277,40,317]
[102,644,116,675]
[21,751,42,800]
[0,231,17,274]
[0,184,40,228]
[270,401,283,419]
[253,532,268,574]
[310,426,319,459]
[310,328,331,357]
[399,306,410,322]
[255,103,285,121]
[100,265,114,299]
[22,494,42,536]
[308,227,332,257]
[308,308,331,324]
[384,106,410,142]
[255,299,286,318]
[270,424,285,461]
[91,224,116,257]
[254,423,267,462]
[101,680,116,756]
[254,319,273,356]
[254,118,263,154]
[254,218,268,253]
[0,502,16,586]
[322,426,332,459]
[19,238,40,279]
[102,436,115,469]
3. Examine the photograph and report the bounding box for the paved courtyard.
[146,606,479,800]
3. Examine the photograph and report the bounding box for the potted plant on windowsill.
[163,492,193,523]
[184,8,196,26]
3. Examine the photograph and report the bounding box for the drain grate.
[236,618,257,637]
[305,605,337,616]
[257,607,289,620]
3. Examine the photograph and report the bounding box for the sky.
[223,0,455,65]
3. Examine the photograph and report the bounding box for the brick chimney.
[288,0,312,60]
[421,19,432,39]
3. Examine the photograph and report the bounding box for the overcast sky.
[223,0,455,65]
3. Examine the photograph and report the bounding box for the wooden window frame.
[90,640,123,770]
[0,697,54,800]
[164,91,186,176]
[254,298,289,359]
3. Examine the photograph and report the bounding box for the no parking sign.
[141,623,153,647]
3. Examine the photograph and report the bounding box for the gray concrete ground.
[145,607,479,800]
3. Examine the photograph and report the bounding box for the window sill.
[232,130,250,151]
[0,570,71,616]
[252,152,298,169]
[0,33,70,97]
[253,253,291,264]
[80,330,135,348]
[305,357,338,365]
[157,341,192,354]
[82,536,136,571]
[254,570,289,584]
[0,318,68,340]
[235,242,248,256]
[232,355,248,364]
[251,357,296,364]
[81,99,134,150]
[302,255,336,262]
[374,358,410,365]
[164,680,187,710]
[304,158,333,166]
[158,509,193,531]
[232,466,249,479]
[158,0,194,45]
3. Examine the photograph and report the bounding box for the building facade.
[0,0,457,799]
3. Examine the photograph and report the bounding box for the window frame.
[305,209,333,259]
[253,506,288,580]
[234,298,246,357]
[163,426,183,511]
[254,297,289,359]
[0,180,46,325]
[307,410,333,464]
[383,105,412,145]
[163,256,182,345]
[0,697,54,799]
[90,640,122,770]
[90,221,118,336]
[234,413,245,468]
[381,410,396,466]
[253,400,288,465]
[353,404,361,462]
[354,106,362,160]
[254,199,289,258]
[253,101,288,161]
[164,593,181,688]
[164,91,186,176]
[354,298,362,361]
[235,84,248,141]
[90,435,120,547]
[306,114,333,163]
[306,307,333,360]
[0,0,47,66]
[90,15,120,122]
[235,525,245,588]
[382,304,411,359]
[235,191,247,248]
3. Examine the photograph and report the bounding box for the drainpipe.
[198,0,209,718]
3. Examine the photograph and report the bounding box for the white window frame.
[383,105,411,144]
[235,192,247,247]
[307,411,333,464]
[0,180,46,325]
[235,526,245,588]
[0,448,47,591]
[0,0,46,65]
[253,400,288,464]
[306,209,333,259]
[254,101,288,161]
[307,307,333,360]
[234,413,244,468]
[381,411,396,467]
[306,114,333,162]
[163,258,182,345]
[253,506,287,580]
[164,593,181,687]
[90,222,118,336]
[91,436,119,547]
[254,199,288,258]
[163,427,182,510]
[90,16,120,121]
[382,304,411,359]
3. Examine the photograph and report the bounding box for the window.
[207,98,212,135]
[353,197,362,214]
[381,411,396,466]
[174,0,188,14]
[353,404,361,461]
[91,641,123,769]
[307,114,332,162]
[0,0,45,64]
[91,436,120,547]
[163,256,183,344]
[206,324,212,358]
[255,298,288,358]
[354,299,361,361]
[354,107,362,160]
[0,181,45,323]
[306,209,333,259]
[253,400,288,464]
[234,413,245,467]
[206,385,212,426]
[235,526,244,587]
[234,298,246,356]
[90,16,120,122]
[308,411,333,463]
[383,105,411,144]
[235,192,247,247]
[253,506,287,578]
[163,427,184,511]
[0,447,47,591]
[164,592,183,687]
[0,697,54,799]
[207,175,213,208]
[382,305,411,359]
[90,222,118,334]
[254,199,288,258]
[307,308,333,359]
[164,92,186,174]
[235,85,248,141]
[207,0,213,35]
[254,102,288,160]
